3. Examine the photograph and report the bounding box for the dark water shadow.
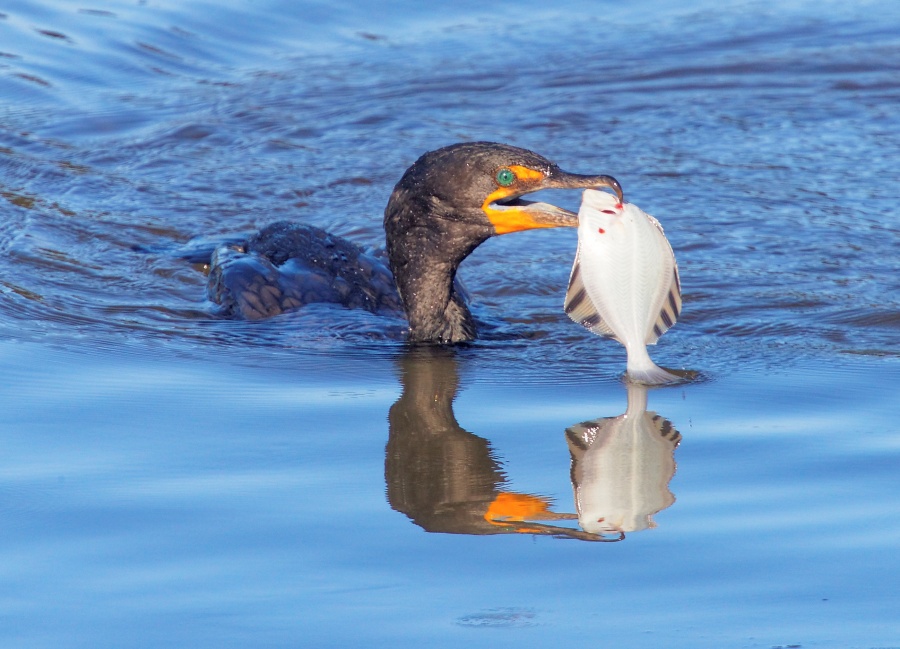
[384,347,681,541]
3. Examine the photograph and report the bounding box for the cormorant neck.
[385,213,491,344]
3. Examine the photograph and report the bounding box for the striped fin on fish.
[567,412,681,454]
[650,413,682,445]
[646,266,682,345]
[564,247,619,341]
[643,214,682,345]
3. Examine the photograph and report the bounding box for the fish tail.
[625,346,681,385]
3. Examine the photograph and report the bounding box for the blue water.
[0,0,898,647]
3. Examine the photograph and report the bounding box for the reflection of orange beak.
[483,166,624,235]
[484,492,625,541]
[484,492,576,533]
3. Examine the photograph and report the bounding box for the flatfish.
[566,384,680,535]
[564,189,682,384]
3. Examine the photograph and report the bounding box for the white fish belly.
[570,413,677,533]
[578,194,676,346]
[566,384,679,534]
[564,190,682,384]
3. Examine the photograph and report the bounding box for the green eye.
[496,168,516,187]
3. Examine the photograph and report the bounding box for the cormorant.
[207,141,623,344]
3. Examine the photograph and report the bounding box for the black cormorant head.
[384,141,623,345]
[386,141,623,238]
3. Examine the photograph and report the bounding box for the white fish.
[565,189,682,384]
[566,384,680,535]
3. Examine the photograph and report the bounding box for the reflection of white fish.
[565,189,682,384]
[566,384,680,535]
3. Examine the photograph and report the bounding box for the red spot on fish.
[597,227,605,234]
[601,209,616,215]
[615,203,623,209]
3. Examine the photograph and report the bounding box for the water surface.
[0,0,898,647]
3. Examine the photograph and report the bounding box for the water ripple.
[0,0,897,380]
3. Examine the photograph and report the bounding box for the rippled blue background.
[0,1,898,647]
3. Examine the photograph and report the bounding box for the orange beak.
[483,166,624,235]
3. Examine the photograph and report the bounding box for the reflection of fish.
[565,189,682,384]
[566,384,680,535]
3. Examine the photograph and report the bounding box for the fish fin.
[565,422,596,451]
[646,268,682,344]
[626,362,682,385]
[646,213,668,237]
[647,412,682,446]
[565,419,616,482]
[564,254,619,340]
[626,343,681,385]
[565,418,616,450]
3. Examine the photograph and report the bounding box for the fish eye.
[495,168,516,187]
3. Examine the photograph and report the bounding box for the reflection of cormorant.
[385,348,505,535]
[208,142,622,344]
[384,348,617,541]
[566,384,681,536]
